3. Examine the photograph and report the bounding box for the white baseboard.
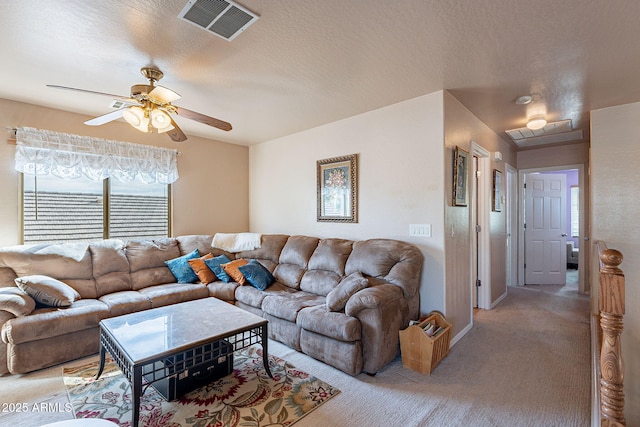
[450,321,473,347]
[491,291,508,309]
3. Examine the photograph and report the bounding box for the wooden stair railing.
[597,241,626,427]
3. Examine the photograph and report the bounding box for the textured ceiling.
[1,0,640,146]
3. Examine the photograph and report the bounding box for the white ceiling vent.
[178,0,259,41]
[506,119,583,147]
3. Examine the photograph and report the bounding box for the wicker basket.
[399,311,451,375]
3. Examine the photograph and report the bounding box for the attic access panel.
[178,0,259,41]
[505,119,583,148]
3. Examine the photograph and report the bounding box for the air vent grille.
[178,0,259,41]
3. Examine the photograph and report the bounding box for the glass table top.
[100,298,266,363]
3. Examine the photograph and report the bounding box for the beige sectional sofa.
[0,234,423,376]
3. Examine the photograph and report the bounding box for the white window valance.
[14,127,179,184]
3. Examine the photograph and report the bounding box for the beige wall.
[0,98,249,246]
[249,90,517,341]
[444,92,516,337]
[591,102,640,424]
[517,142,589,170]
[249,92,447,316]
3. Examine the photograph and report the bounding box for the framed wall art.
[317,153,358,222]
[453,146,469,207]
[492,169,502,212]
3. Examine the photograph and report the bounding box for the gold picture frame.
[317,154,358,222]
[453,146,469,207]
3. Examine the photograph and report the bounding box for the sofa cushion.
[1,299,109,345]
[235,282,297,310]
[176,234,215,256]
[0,242,97,299]
[299,238,352,296]
[273,264,306,290]
[261,292,325,322]
[137,282,209,308]
[126,239,181,290]
[326,272,369,312]
[298,305,362,341]
[238,260,275,291]
[0,287,36,317]
[300,329,363,376]
[204,254,233,282]
[235,234,289,272]
[0,266,18,289]
[165,249,201,283]
[207,281,240,302]
[14,275,81,307]
[89,240,131,296]
[299,270,341,297]
[187,253,216,284]
[279,236,319,267]
[307,238,353,275]
[222,259,249,285]
[273,236,319,289]
[99,291,152,317]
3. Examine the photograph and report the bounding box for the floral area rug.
[63,346,340,426]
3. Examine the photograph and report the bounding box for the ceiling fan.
[47,66,232,142]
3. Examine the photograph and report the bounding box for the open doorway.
[470,142,491,310]
[518,165,587,294]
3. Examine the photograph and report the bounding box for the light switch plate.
[409,224,431,237]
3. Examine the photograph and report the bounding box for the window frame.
[20,173,172,244]
[570,185,579,238]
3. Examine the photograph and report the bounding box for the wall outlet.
[409,224,431,237]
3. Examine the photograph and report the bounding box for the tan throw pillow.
[14,275,81,307]
[0,287,36,316]
[326,272,369,312]
[221,259,249,285]
[187,253,216,284]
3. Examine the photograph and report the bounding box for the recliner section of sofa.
[0,233,423,376]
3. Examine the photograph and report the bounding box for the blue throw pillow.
[204,254,233,283]
[165,249,200,283]
[238,259,275,291]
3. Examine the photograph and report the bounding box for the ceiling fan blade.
[175,106,232,132]
[47,84,130,100]
[149,85,181,104]
[84,108,127,126]
[166,116,187,142]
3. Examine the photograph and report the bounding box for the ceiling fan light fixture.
[151,109,174,132]
[526,116,547,130]
[123,106,150,132]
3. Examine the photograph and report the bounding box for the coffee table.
[94,298,272,427]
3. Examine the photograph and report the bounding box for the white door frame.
[505,164,518,286]
[471,142,491,309]
[518,164,586,293]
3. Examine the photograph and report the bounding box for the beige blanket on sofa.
[212,233,262,252]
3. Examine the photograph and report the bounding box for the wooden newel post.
[599,248,625,427]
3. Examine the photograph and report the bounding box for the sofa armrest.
[344,283,407,374]
[344,283,403,317]
[0,288,36,319]
[0,310,15,374]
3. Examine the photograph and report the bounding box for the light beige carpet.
[0,285,590,426]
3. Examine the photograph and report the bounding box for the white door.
[524,173,567,285]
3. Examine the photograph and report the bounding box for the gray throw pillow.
[14,275,81,307]
[0,287,36,316]
[326,272,369,312]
